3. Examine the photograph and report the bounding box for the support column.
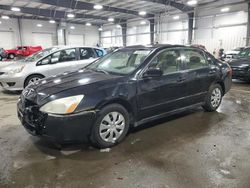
[17,18,23,46]
[246,3,250,46]
[149,18,155,45]
[121,23,127,47]
[188,12,194,45]
[57,22,67,45]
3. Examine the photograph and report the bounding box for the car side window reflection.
[183,50,208,70]
[149,49,181,75]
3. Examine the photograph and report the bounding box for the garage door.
[32,33,53,49]
[0,31,14,49]
[68,34,85,46]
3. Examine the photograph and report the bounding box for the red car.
[5,46,42,59]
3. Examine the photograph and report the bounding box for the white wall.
[0,19,20,49]
[0,18,99,49]
[193,3,248,53]
[100,1,248,53]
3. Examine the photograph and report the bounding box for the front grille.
[24,98,37,108]
[0,72,4,76]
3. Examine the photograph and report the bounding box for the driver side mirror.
[143,68,163,78]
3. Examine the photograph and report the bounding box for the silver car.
[0,46,106,91]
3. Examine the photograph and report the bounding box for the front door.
[137,48,189,121]
[48,48,79,76]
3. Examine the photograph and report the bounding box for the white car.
[0,46,106,91]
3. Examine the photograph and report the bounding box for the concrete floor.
[0,81,250,188]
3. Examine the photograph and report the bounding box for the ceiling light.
[98,27,103,31]
[93,4,103,10]
[70,26,75,29]
[49,20,55,24]
[11,7,21,12]
[67,13,75,18]
[187,0,197,6]
[108,17,114,22]
[221,7,230,12]
[116,24,121,28]
[1,15,10,19]
[86,22,91,26]
[37,24,43,27]
[139,11,147,16]
[173,15,180,20]
[140,21,146,25]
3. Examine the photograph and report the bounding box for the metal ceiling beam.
[142,0,194,12]
[0,5,127,25]
[32,0,155,18]
[1,14,99,26]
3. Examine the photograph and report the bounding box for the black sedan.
[228,47,250,82]
[17,44,232,148]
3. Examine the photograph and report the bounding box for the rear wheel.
[8,53,15,59]
[24,75,44,88]
[203,84,223,112]
[90,104,129,148]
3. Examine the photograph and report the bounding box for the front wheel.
[24,75,44,88]
[90,104,129,148]
[203,84,223,112]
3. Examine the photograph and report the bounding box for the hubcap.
[28,77,41,85]
[99,112,125,143]
[211,88,221,108]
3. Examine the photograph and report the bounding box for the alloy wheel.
[28,77,41,85]
[211,88,222,108]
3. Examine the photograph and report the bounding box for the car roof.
[50,45,104,50]
[122,44,202,51]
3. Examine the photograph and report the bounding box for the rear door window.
[80,48,96,59]
[182,49,208,70]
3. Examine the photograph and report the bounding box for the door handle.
[177,77,186,82]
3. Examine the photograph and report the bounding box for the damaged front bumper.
[17,99,96,144]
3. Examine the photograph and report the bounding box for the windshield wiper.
[94,69,109,75]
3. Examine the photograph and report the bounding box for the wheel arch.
[24,73,45,88]
[97,98,135,125]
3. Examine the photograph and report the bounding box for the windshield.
[238,48,250,58]
[87,49,151,75]
[23,47,59,62]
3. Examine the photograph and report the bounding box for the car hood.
[229,57,250,67]
[0,60,32,71]
[26,69,123,103]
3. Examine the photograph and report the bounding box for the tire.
[24,74,44,88]
[8,54,15,59]
[202,84,223,112]
[90,104,130,148]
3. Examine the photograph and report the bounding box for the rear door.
[181,49,219,105]
[137,48,189,120]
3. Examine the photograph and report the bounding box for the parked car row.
[226,47,250,82]
[13,44,232,148]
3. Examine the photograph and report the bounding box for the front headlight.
[7,65,25,75]
[40,95,84,115]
